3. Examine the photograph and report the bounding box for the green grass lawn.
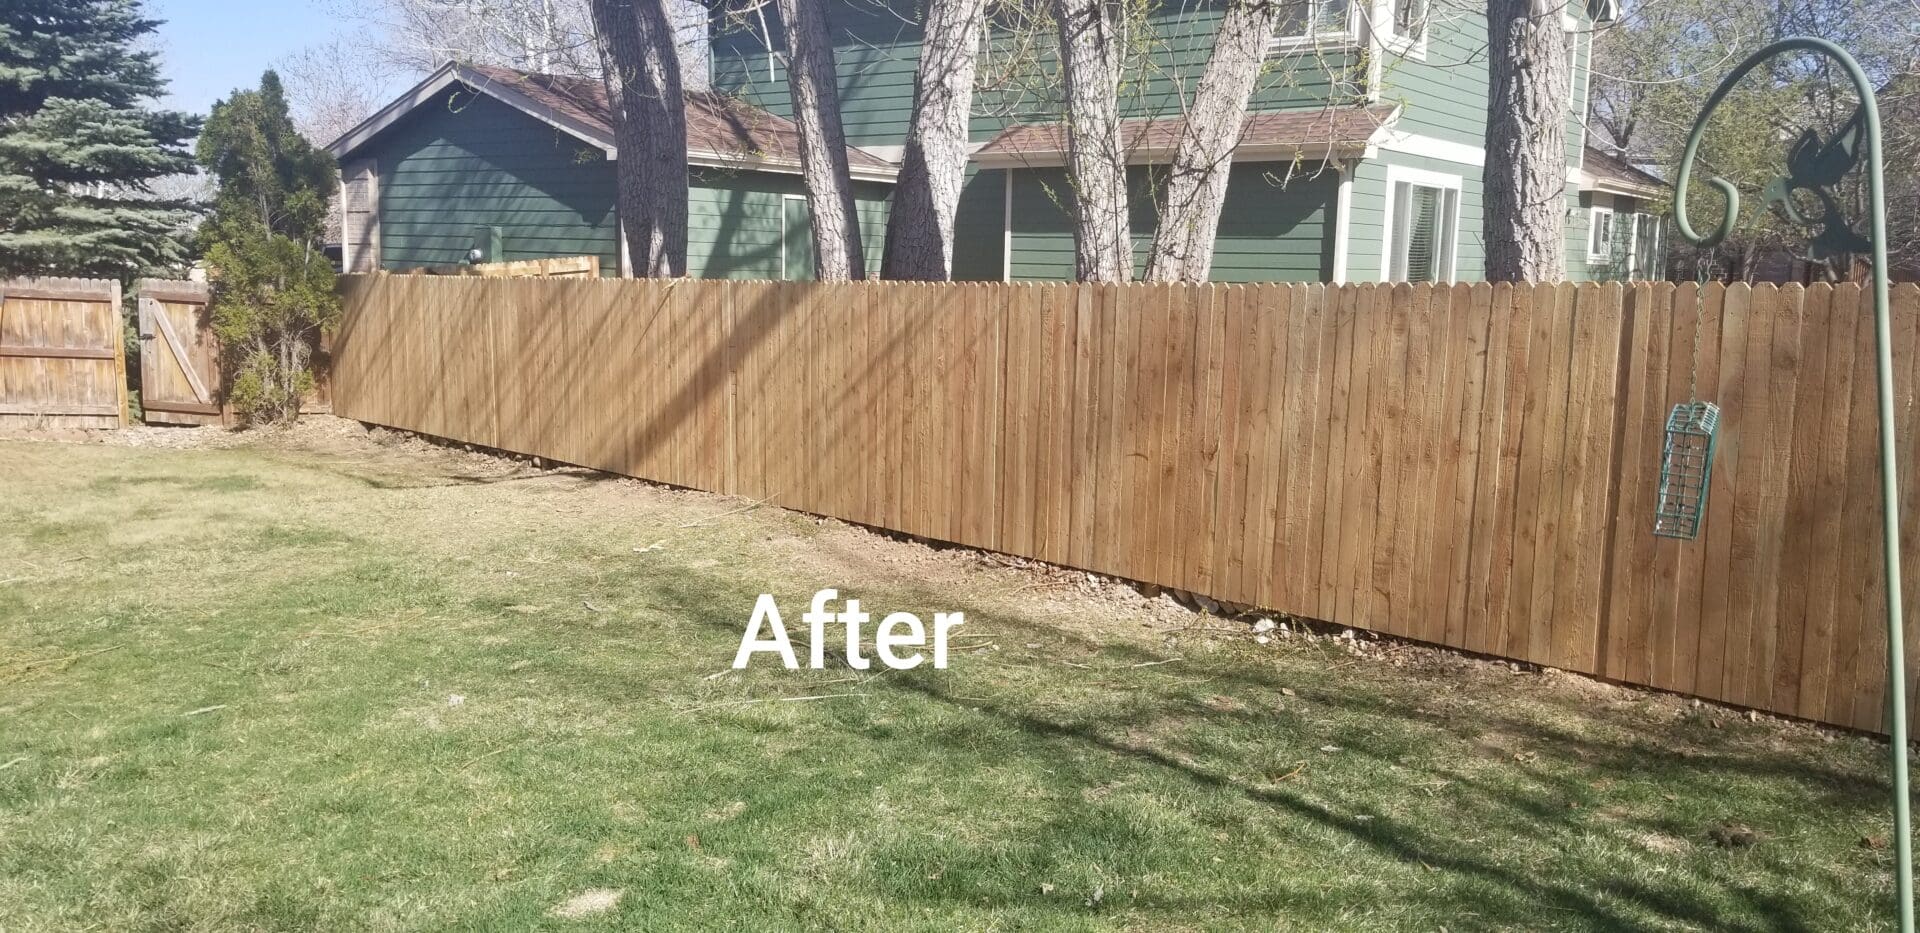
[0,425,1897,931]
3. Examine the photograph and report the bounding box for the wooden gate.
[137,280,225,425]
[0,278,128,430]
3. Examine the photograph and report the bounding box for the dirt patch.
[1634,831,1693,856]
[550,888,623,919]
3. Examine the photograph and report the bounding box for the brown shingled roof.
[1581,145,1666,194]
[973,104,1399,165]
[460,64,896,174]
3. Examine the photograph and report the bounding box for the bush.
[196,70,338,424]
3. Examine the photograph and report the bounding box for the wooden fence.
[332,275,1920,732]
[0,278,127,430]
[136,279,224,425]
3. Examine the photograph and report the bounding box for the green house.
[325,62,897,278]
[709,0,1666,283]
[329,0,1668,283]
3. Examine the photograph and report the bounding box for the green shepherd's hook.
[1675,37,1910,931]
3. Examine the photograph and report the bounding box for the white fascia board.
[689,149,899,183]
[1579,173,1665,199]
[1368,127,1485,167]
[971,105,1400,170]
[325,63,614,159]
[328,63,897,184]
[325,64,463,158]
[971,140,1371,170]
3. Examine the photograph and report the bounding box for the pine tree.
[198,71,339,424]
[0,0,200,278]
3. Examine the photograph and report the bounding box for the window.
[1387,0,1429,49]
[1588,207,1615,261]
[1382,168,1461,283]
[1275,0,1355,45]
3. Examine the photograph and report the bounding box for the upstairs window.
[1387,0,1429,49]
[1275,0,1356,46]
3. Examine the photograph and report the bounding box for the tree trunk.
[1053,0,1131,282]
[1143,0,1283,283]
[1483,0,1568,282]
[880,0,988,280]
[590,0,690,277]
[776,0,866,280]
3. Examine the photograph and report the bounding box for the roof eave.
[1581,175,1667,199]
[971,140,1374,169]
[326,65,897,183]
[325,63,615,161]
[971,105,1398,171]
[689,149,899,183]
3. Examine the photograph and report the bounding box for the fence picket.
[329,276,1920,733]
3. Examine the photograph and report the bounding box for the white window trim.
[1331,161,1354,283]
[1587,206,1615,262]
[1624,212,1641,278]
[339,158,381,274]
[1270,0,1362,52]
[618,214,632,278]
[1002,170,1014,282]
[1380,0,1430,61]
[339,169,357,275]
[781,193,807,281]
[1565,16,1584,110]
[1378,165,1462,284]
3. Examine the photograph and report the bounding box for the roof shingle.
[461,64,896,173]
[974,104,1398,163]
[1581,145,1666,194]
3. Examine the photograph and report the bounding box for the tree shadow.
[560,563,1884,931]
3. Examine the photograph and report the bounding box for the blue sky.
[148,0,340,115]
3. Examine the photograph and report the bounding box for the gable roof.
[971,104,1402,168]
[325,63,899,183]
[1580,145,1666,198]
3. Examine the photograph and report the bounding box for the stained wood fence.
[0,278,128,429]
[332,275,1920,732]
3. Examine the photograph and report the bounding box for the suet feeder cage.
[1653,401,1720,540]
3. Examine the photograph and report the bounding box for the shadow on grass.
[618,565,1878,932]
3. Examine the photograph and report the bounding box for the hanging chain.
[1688,258,1711,402]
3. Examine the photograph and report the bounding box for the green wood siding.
[711,0,923,148]
[362,90,890,280]
[712,0,1357,151]
[1569,190,1666,282]
[375,92,619,272]
[951,165,1007,281]
[1005,162,1335,282]
[687,169,891,278]
[1375,13,1491,148]
[1345,149,1485,283]
[705,0,1609,284]
[1379,8,1591,159]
